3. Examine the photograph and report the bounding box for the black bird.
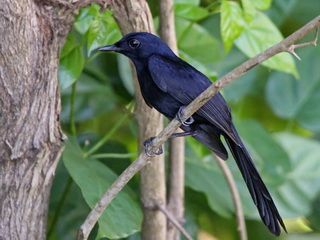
[99,32,286,236]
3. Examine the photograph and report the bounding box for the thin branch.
[77,15,320,240]
[157,204,193,240]
[159,1,185,240]
[214,154,247,240]
[287,27,319,60]
[91,152,138,159]
[70,82,77,136]
[84,112,130,157]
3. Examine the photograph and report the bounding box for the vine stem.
[84,108,131,157]
[70,81,77,137]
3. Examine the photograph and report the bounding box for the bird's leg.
[176,106,194,126]
[143,137,163,157]
[143,131,197,157]
[170,130,198,138]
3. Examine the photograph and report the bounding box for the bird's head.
[99,32,175,62]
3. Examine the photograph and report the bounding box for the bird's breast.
[137,70,182,119]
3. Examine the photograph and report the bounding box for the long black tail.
[225,126,287,236]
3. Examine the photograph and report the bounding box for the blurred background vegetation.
[48,0,320,239]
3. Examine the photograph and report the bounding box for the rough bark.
[0,1,74,239]
[109,1,167,240]
[159,1,185,240]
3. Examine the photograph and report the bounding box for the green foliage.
[185,155,234,217]
[175,4,209,21]
[252,0,272,10]
[75,5,121,56]
[117,54,135,95]
[235,11,298,77]
[307,194,320,232]
[59,34,85,89]
[61,74,117,122]
[241,0,256,23]
[235,119,291,186]
[266,45,320,131]
[220,0,297,77]
[185,119,320,220]
[51,0,320,239]
[273,133,320,218]
[63,137,142,239]
[175,17,220,79]
[174,0,200,5]
[220,0,246,52]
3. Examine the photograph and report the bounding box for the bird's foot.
[176,106,194,126]
[143,137,163,157]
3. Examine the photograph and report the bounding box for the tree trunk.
[0,2,74,239]
[109,1,167,240]
[159,1,185,239]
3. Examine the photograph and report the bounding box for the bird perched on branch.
[99,32,286,236]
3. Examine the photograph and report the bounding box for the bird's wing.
[148,54,239,144]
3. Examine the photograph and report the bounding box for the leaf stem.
[70,81,77,136]
[206,1,221,11]
[91,152,138,159]
[84,112,130,157]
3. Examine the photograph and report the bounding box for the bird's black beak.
[98,44,119,52]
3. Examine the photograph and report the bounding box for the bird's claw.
[143,137,163,157]
[182,117,194,126]
[176,106,194,126]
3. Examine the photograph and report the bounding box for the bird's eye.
[128,39,140,49]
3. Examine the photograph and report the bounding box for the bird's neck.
[132,58,148,73]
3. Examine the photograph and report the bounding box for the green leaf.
[307,194,320,232]
[221,0,246,52]
[235,11,298,77]
[185,158,234,217]
[175,4,209,21]
[252,0,272,10]
[61,73,117,122]
[117,54,135,95]
[179,50,218,80]
[87,10,121,56]
[176,17,222,65]
[59,46,85,90]
[60,33,79,59]
[241,0,256,23]
[264,0,298,27]
[74,4,100,35]
[63,137,142,239]
[273,133,320,218]
[221,59,266,103]
[174,0,199,5]
[49,159,91,240]
[285,234,320,240]
[266,45,320,131]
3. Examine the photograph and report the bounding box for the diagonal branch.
[157,204,193,240]
[76,15,320,240]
